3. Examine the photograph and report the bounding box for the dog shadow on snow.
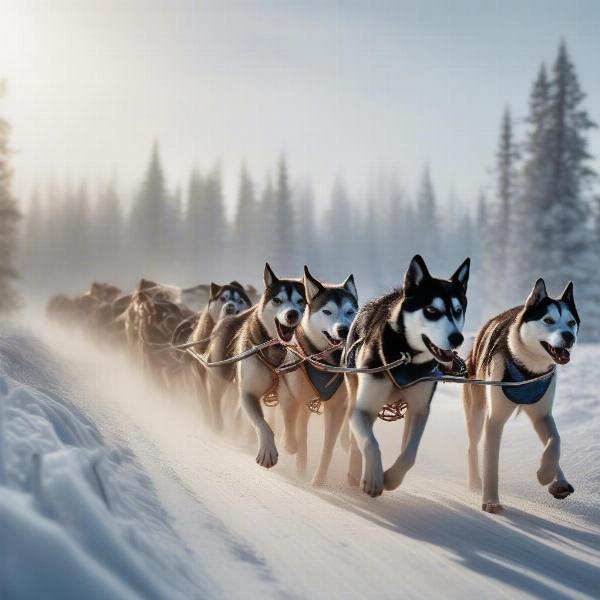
[307,482,600,598]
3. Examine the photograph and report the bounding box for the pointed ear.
[451,258,471,293]
[342,273,358,302]
[303,265,323,303]
[229,280,244,291]
[560,281,574,305]
[525,278,548,307]
[263,263,278,288]
[209,283,221,301]
[403,255,430,295]
[137,291,151,304]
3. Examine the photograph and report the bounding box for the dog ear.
[303,265,323,302]
[525,278,548,307]
[403,255,430,295]
[138,278,158,291]
[229,280,244,291]
[342,274,358,302]
[137,291,152,304]
[451,258,470,293]
[209,283,221,301]
[560,281,574,305]
[264,263,279,288]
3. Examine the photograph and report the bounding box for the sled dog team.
[48,255,579,513]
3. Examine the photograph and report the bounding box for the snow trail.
[2,321,600,599]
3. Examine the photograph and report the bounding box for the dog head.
[394,254,470,365]
[302,266,358,348]
[207,281,252,321]
[259,263,306,342]
[516,279,579,366]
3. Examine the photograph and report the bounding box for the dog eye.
[297,299,305,306]
[568,320,576,327]
[453,306,463,316]
[346,309,355,317]
[323,309,332,315]
[543,317,555,325]
[272,297,282,305]
[425,307,441,318]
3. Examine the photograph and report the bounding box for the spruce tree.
[233,166,258,277]
[273,157,296,274]
[415,165,438,269]
[129,142,169,276]
[0,83,21,313]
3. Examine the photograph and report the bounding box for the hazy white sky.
[1,0,599,210]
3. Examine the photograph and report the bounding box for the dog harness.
[302,362,344,401]
[501,357,554,404]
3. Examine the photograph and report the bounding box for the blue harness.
[346,342,441,389]
[302,363,343,400]
[501,357,554,404]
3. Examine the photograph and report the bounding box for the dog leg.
[347,432,362,486]
[312,395,346,487]
[463,383,486,491]
[295,406,311,475]
[526,408,574,499]
[278,384,300,455]
[339,413,351,452]
[207,376,227,433]
[482,392,515,513]
[350,375,390,497]
[240,390,278,469]
[383,385,433,490]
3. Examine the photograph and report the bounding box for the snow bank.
[0,324,205,599]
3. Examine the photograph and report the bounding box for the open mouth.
[540,341,571,365]
[322,330,342,345]
[275,319,296,342]
[422,335,455,364]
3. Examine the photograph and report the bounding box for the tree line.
[3,42,599,337]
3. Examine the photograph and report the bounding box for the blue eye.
[543,317,555,325]
[323,309,332,316]
[272,297,282,305]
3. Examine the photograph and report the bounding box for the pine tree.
[415,165,438,269]
[516,64,553,296]
[543,42,599,336]
[129,142,169,276]
[0,82,21,313]
[494,108,519,280]
[233,166,258,277]
[323,181,354,280]
[94,179,123,283]
[272,156,296,275]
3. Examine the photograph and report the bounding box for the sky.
[1,0,599,211]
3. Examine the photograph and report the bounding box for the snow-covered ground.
[1,320,599,599]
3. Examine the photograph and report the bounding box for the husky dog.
[346,254,470,497]
[187,282,253,416]
[205,263,305,463]
[278,266,358,484]
[463,279,579,513]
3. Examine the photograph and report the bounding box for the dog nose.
[336,326,349,340]
[285,309,299,324]
[224,302,236,315]
[561,331,575,347]
[448,332,464,348]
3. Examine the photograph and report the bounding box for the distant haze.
[2,0,599,207]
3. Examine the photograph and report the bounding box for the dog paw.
[256,442,278,469]
[311,476,327,488]
[537,463,556,486]
[361,469,384,498]
[549,479,574,500]
[481,502,505,514]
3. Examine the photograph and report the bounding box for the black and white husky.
[346,254,470,497]
[278,266,358,484]
[186,282,253,425]
[463,278,579,513]
[205,263,305,465]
